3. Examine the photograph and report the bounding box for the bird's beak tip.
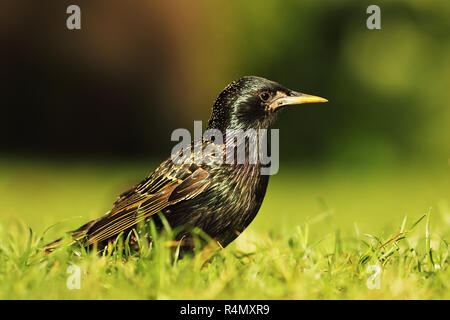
[297,93,328,104]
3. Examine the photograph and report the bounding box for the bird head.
[207,76,328,131]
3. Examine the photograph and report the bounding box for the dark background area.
[1,0,449,165]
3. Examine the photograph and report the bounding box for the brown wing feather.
[169,166,210,202]
[80,165,210,246]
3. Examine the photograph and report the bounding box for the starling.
[44,76,327,253]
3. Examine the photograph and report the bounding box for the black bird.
[44,76,327,253]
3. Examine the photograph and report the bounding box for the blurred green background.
[0,0,449,239]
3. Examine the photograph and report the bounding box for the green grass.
[0,158,449,299]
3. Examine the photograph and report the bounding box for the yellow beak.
[276,93,328,106]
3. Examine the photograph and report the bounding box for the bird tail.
[43,218,100,254]
[43,238,63,254]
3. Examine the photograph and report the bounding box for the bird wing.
[79,161,210,246]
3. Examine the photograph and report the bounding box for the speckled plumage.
[44,76,327,253]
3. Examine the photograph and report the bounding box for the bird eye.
[259,92,271,102]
